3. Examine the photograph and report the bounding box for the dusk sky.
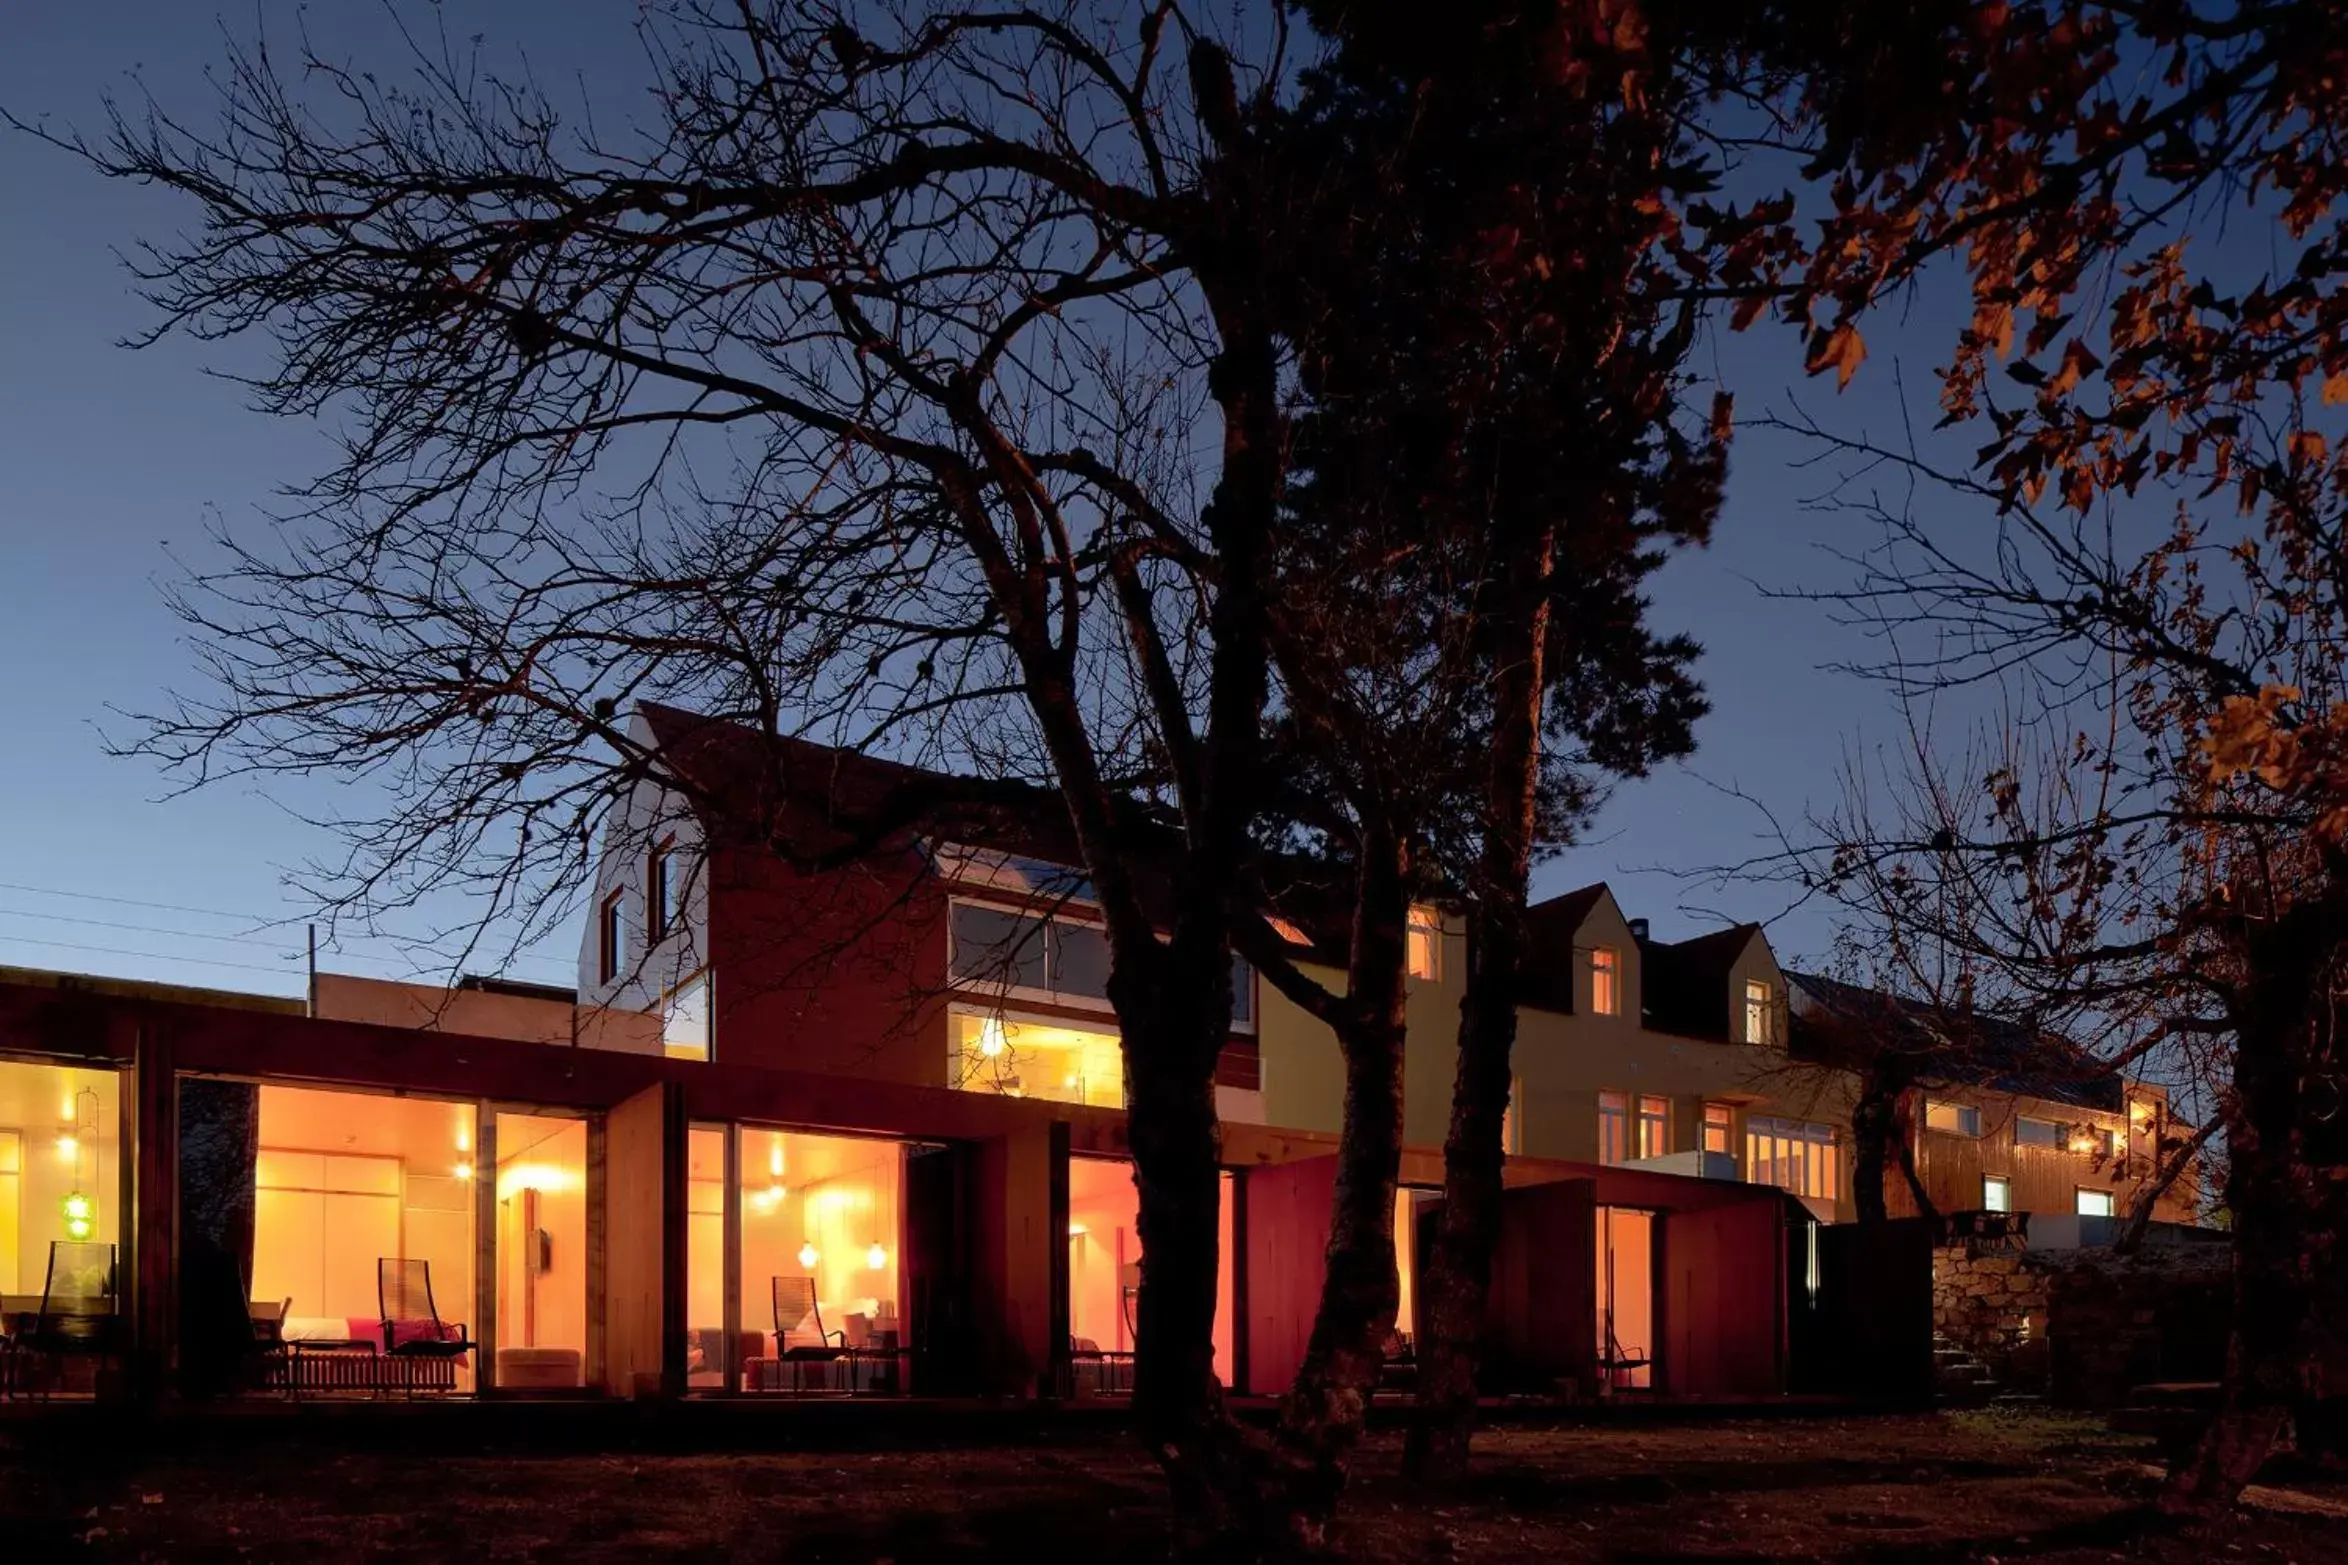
[0,1,1954,998]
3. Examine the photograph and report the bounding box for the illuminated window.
[1745,1115,1841,1202]
[2016,1116,2063,1148]
[2076,1188,2115,1218]
[1702,1102,1734,1156]
[1635,1095,1670,1159]
[663,973,712,1062]
[1406,907,1442,982]
[597,890,626,986]
[1982,1175,2011,1212]
[647,838,676,940]
[1591,947,1620,1016]
[1597,1090,1629,1165]
[1743,979,1774,1044]
[1925,1100,1982,1137]
[952,1013,1126,1109]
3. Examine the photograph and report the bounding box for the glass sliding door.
[491,1111,588,1390]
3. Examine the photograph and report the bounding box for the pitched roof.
[1782,969,2125,1111]
[1639,923,1764,1040]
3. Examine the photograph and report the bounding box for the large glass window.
[949,900,1256,1031]
[493,1112,587,1389]
[1744,1115,1841,1203]
[737,1130,905,1393]
[252,1084,477,1390]
[1594,1206,1655,1391]
[0,1060,121,1299]
[952,1012,1124,1108]
[685,1125,728,1390]
[1068,1157,1235,1388]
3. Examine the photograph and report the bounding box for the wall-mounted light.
[866,1243,888,1270]
[979,1016,1008,1058]
[768,1135,786,1179]
[798,1242,820,1269]
[54,1134,79,1161]
[454,1161,475,1181]
[456,1126,472,1154]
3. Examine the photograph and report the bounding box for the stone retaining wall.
[1932,1238,2231,1406]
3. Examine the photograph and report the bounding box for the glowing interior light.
[62,1190,94,1241]
[454,1161,475,1181]
[866,1243,888,1270]
[769,1136,786,1178]
[798,1242,820,1270]
[455,1126,472,1154]
[55,1135,79,1160]
[1067,1223,1088,1237]
[978,1017,1008,1058]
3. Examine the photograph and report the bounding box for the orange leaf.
[1806,323,1867,390]
[2323,372,2348,406]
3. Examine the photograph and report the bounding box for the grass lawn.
[4,1408,2342,1561]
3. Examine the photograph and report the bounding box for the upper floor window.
[2016,1116,2064,1148]
[949,899,1255,1031]
[1702,1102,1734,1156]
[1636,1094,1670,1159]
[1591,947,1621,1016]
[1406,906,1443,982]
[2072,1125,2118,1159]
[647,838,676,941]
[597,890,626,986]
[1924,1100,1982,1137]
[662,972,711,1062]
[1597,1090,1630,1165]
[1743,979,1775,1044]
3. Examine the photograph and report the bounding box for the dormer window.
[1406,906,1442,982]
[1591,946,1621,1016]
[1743,979,1774,1044]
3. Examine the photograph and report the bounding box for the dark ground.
[3,1407,2343,1561]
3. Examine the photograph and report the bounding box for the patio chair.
[22,1241,123,1398]
[378,1259,470,1395]
[769,1275,846,1394]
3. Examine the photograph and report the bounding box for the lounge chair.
[20,1241,123,1398]
[764,1275,846,1394]
[377,1259,470,1395]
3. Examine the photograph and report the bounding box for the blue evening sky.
[0,2,1950,997]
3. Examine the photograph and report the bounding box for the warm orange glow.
[797,1241,820,1269]
[454,1161,474,1180]
[865,1242,888,1270]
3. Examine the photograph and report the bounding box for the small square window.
[1982,1175,2011,1213]
[2076,1188,2115,1218]
[1743,979,1773,1044]
[1591,947,1620,1016]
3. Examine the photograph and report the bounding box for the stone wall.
[1932,1237,2231,1406]
[1932,1237,2050,1386]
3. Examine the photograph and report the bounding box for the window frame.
[646,836,676,942]
[2075,1187,2116,1218]
[1590,946,1621,1017]
[2015,1116,2065,1148]
[1597,1090,1630,1166]
[1924,1100,1983,1137]
[947,895,1258,1034]
[1701,1102,1734,1157]
[1743,1114,1842,1202]
[1635,1094,1671,1160]
[1743,978,1773,1044]
[1405,906,1443,983]
[1982,1174,2011,1213]
[597,888,627,986]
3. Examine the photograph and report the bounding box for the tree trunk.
[1406,518,1555,1480]
[1120,966,1265,1553]
[1276,829,1413,1542]
[2162,908,2343,1517]
[1849,1078,1897,1224]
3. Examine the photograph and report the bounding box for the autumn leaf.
[1806,323,1867,390]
